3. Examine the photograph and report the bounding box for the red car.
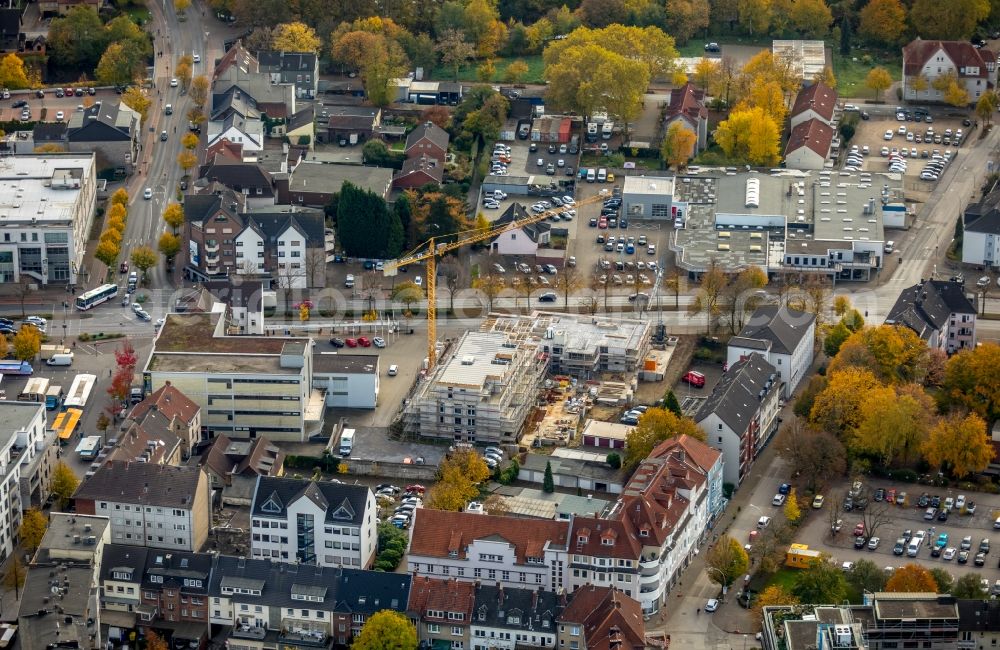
[598,218,608,229]
[357,336,372,347]
[406,484,426,494]
[853,522,865,537]
[682,370,706,388]
[886,489,896,503]
[345,338,358,348]
[120,261,129,274]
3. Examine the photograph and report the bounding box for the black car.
[619,219,628,229]
[917,493,930,507]
[537,292,557,303]
[74,88,84,96]
[34,89,43,98]
[893,540,905,555]
[0,318,12,327]
[938,509,949,521]
[959,550,970,563]
[0,326,14,336]
[529,142,538,152]
[854,536,866,549]
[931,495,942,508]
[329,337,345,348]
[931,546,943,557]
[589,217,598,227]
[12,99,26,108]
[963,118,973,126]
[976,552,987,566]
[874,488,886,502]
[704,42,721,53]
[54,89,64,98]
[860,111,870,120]
[981,539,991,554]
[87,87,96,95]
[548,144,557,154]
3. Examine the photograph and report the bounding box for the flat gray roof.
[313,353,378,374]
[148,352,296,374]
[289,162,393,196]
[0,401,43,433]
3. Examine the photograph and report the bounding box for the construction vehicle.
[383,193,605,370]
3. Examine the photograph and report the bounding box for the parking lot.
[0,87,122,123]
[844,108,972,185]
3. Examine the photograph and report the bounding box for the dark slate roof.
[326,106,379,130]
[396,155,443,184]
[243,208,325,246]
[210,555,410,613]
[72,461,205,508]
[965,187,1000,235]
[202,434,284,479]
[32,122,67,143]
[492,203,550,243]
[144,548,213,592]
[199,158,273,192]
[100,544,149,583]
[957,599,1000,632]
[251,476,370,526]
[885,279,976,340]
[732,305,815,355]
[472,584,562,633]
[0,8,21,37]
[405,121,449,152]
[257,51,317,73]
[211,87,260,121]
[66,101,134,141]
[184,189,243,224]
[695,352,780,434]
[288,106,314,132]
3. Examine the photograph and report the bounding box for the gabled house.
[490,203,551,256]
[726,305,816,398]
[393,154,443,189]
[200,434,284,505]
[65,100,140,174]
[784,118,834,170]
[694,353,781,487]
[127,383,202,459]
[962,185,1000,268]
[210,87,262,122]
[406,509,570,590]
[789,82,837,128]
[408,577,476,650]
[249,476,378,568]
[325,106,380,144]
[405,121,449,162]
[470,583,563,650]
[257,51,319,99]
[207,113,265,153]
[183,187,246,280]
[0,8,23,52]
[557,586,658,650]
[663,83,708,154]
[198,154,275,207]
[285,106,315,148]
[885,279,977,353]
[213,43,297,117]
[233,209,326,288]
[902,38,998,103]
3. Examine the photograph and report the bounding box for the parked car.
[682,371,706,387]
[329,338,345,348]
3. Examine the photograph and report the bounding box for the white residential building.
[0,154,97,286]
[0,411,22,561]
[566,435,723,615]
[963,188,1000,268]
[407,509,570,590]
[885,280,977,353]
[902,39,998,103]
[249,476,378,568]
[6,400,55,509]
[695,353,782,487]
[726,305,815,399]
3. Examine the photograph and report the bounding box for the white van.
[339,428,356,457]
[46,353,73,366]
[884,241,895,253]
[586,168,596,183]
[906,539,921,557]
[597,168,607,182]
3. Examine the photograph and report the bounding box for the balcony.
[232,623,267,640]
[204,242,220,253]
[279,628,331,648]
[205,253,220,264]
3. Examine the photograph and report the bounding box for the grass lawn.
[764,568,800,593]
[833,50,902,99]
[431,55,546,85]
[124,6,153,25]
[675,34,774,58]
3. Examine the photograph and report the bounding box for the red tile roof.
[409,510,569,564]
[665,83,707,127]
[790,82,837,122]
[408,577,476,621]
[649,434,721,475]
[903,39,992,78]
[784,118,834,159]
[130,383,200,425]
[560,586,646,650]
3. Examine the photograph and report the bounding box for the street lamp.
[705,566,729,596]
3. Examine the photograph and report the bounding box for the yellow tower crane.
[383,193,605,370]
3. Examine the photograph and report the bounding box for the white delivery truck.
[46,353,74,366]
[339,428,356,457]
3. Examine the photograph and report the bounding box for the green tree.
[50,461,79,508]
[130,245,158,280]
[929,568,954,594]
[662,390,681,415]
[848,559,888,593]
[95,41,146,87]
[543,461,555,492]
[865,66,893,102]
[352,611,417,650]
[19,508,47,551]
[337,182,401,258]
[793,560,848,604]
[705,536,749,589]
[47,6,107,70]
[824,320,852,357]
[436,29,476,81]
[952,572,988,598]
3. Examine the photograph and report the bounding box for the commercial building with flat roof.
[0,153,97,285]
[403,330,547,444]
[313,352,379,409]
[143,311,321,441]
[669,169,902,280]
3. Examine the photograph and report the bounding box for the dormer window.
[507,615,520,625]
[260,493,282,513]
[577,535,588,544]
[601,537,614,546]
[639,529,649,537]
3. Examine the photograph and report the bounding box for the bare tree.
[752,519,793,574]
[514,277,533,313]
[828,492,845,537]
[361,271,382,315]
[475,272,504,313]
[688,258,727,334]
[663,270,682,309]
[438,261,465,315]
[860,501,893,543]
[776,419,847,494]
[556,265,582,309]
[303,249,327,289]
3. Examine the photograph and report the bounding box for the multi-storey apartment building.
[72,461,211,551]
[407,509,570,591]
[5,400,55,509]
[249,476,378,568]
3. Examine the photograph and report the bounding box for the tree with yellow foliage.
[885,564,938,593]
[827,324,930,385]
[813,66,837,89]
[19,508,47,551]
[623,407,705,470]
[111,188,129,207]
[12,326,41,361]
[859,0,907,46]
[162,203,185,233]
[853,383,936,466]
[692,57,719,92]
[865,67,893,102]
[713,106,781,166]
[272,21,321,53]
[944,80,970,107]
[177,150,197,175]
[922,412,994,478]
[660,122,697,169]
[0,53,30,90]
[784,488,802,523]
[809,367,881,439]
[502,60,529,83]
[121,86,150,123]
[425,449,490,511]
[753,585,798,628]
[940,342,1000,423]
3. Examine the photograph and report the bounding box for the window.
[451,627,463,636]
[427,624,440,634]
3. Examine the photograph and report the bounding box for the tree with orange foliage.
[885,564,938,593]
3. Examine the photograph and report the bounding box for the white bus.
[75,284,119,311]
[64,373,97,409]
